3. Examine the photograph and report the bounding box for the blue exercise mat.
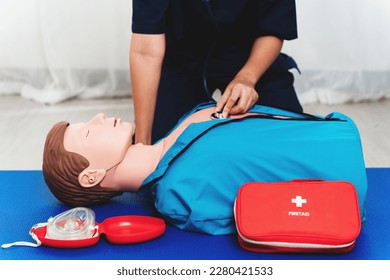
[0,169,389,260]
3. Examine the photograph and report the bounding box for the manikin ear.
[78,169,107,188]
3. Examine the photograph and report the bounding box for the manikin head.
[42,113,134,206]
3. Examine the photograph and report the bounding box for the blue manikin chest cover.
[139,102,367,235]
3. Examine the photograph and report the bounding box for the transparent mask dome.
[46,207,96,240]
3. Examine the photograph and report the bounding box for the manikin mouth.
[114,119,117,127]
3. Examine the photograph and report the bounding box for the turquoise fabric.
[140,102,368,235]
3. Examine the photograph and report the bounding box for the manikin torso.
[101,107,255,191]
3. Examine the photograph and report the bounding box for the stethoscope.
[210,111,225,120]
[201,1,229,121]
[201,0,221,102]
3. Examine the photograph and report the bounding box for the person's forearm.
[216,36,283,116]
[236,36,283,86]
[130,33,165,144]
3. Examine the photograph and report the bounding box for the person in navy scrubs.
[130,0,303,144]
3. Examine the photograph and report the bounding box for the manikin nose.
[89,113,106,125]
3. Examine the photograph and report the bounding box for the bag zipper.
[238,233,356,249]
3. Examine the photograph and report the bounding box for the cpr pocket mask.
[1,207,166,249]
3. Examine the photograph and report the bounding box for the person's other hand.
[215,78,259,118]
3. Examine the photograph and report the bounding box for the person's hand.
[215,78,259,118]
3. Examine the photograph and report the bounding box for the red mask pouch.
[2,207,165,249]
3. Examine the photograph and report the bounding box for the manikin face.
[63,113,134,170]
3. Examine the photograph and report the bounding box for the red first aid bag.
[234,180,361,253]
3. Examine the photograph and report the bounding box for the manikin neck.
[100,140,165,191]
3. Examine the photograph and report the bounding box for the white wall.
[0,0,132,103]
[0,0,389,104]
[283,0,390,104]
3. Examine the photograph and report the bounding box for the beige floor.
[0,95,389,169]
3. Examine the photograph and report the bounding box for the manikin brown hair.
[42,122,122,206]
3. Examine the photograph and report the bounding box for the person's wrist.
[234,73,257,88]
[135,132,151,145]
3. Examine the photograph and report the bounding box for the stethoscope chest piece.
[210,111,225,120]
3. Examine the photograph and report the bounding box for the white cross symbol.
[291,195,307,207]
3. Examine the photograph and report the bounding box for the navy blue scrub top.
[132,0,298,72]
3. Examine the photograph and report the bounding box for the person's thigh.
[152,65,206,143]
[256,54,303,113]
[256,70,303,113]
